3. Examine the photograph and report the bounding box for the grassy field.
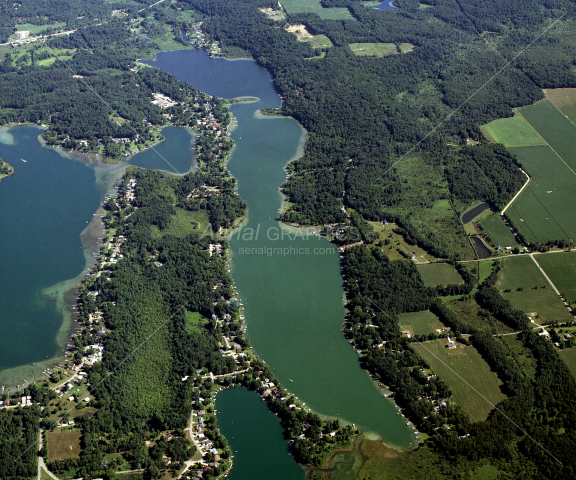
[349,42,414,57]
[281,0,354,19]
[558,348,576,380]
[502,288,573,324]
[47,431,82,462]
[482,115,545,147]
[496,256,549,291]
[480,214,519,248]
[398,310,444,336]
[370,221,437,262]
[506,145,576,242]
[416,263,463,287]
[535,252,576,305]
[412,340,506,422]
[16,22,66,34]
[185,310,209,334]
[543,88,576,125]
[304,34,333,49]
[157,208,208,238]
[518,100,576,172]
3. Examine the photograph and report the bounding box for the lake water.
[216,388,304,480]
[143,49,414,449]
[372,1,397,11]
[0,126,103,388]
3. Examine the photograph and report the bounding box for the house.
[565,334,571,340]
[401,330,411,338]
[446,336,455,349]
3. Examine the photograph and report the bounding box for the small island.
[0,157,13,180]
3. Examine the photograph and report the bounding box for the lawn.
[535,252,576,305]
[281,0,355,20]
[350,43,399,57]
[506,145,576,243]
[543,88,576,125]
[412,340,506,422]
[502,288,573,325]
[517,100,576,172]
[398,310,445,336]
[416,263,463,287]
[482,115,545,147]
[558,348,576,380]
[496,256,548,291]
[46,431,82,462]
[480,214,519,248]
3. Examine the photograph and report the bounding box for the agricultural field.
[46,431,82,462]
[416,263,463,287]
[349,42,414,57]
[543,88,576,125]
[517,100,576,172]
[15,22,66,34]
[481,115,545,147]
[496,256,549,291]
[398,310,445,336]
[535,252,576,305]
[506,145,576,242]
[412,340,506,422]
[558,348,576,380]
[280,0,354,20]
[502,288,573,325]
[480,213,519,248]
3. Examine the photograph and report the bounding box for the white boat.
[20,158,27,162]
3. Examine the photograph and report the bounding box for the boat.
[20,158,27,162]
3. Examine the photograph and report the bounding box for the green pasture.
[157,208,209,238]
[535,252,576,305]
[398,310,444,336]
[412,340,506,422]
[496,256,548,291]
[303,34,333,49]
[185,311,209,334]
[502,288,572,325]
[506,145,576,242]
[482,115,545,147]
[281,0,354,20]
[16,22,66,34]
[518,100,576,171]
[480,214,519,248]
[558,348,576,380]
[417,263,463,287]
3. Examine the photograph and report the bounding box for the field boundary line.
[530,254,562,296]
[515,107,576,179]
[501,168,530,215]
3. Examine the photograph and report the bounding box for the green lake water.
[144,50,415,449]
[216,388,304,480]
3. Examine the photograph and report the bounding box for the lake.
[143,49,415,449]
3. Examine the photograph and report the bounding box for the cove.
[216,388,304,480]
[143,49,414,448]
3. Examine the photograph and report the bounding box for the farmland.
[481,115,545,147]
[505,145,576,242]
[558,348,576,380]
[46,431,82,462]
[543,88,576,125]
[412,340,506,422]
[502,288,573,325]
[480,213,519,248]
[280,0,354,20]
[398,310,444,336]
[517,100,576,172]
[416,263,463,287]
[496,256,548,291]
[535,252,576,305]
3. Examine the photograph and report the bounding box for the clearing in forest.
[259,7,286,21]
[481,115,545,147]
[285,25,333,48]
[280,0,354,20]
[535,252,576,305]
[412,339,506,422]
[349,42,414,57]
[416,263,463,287]
[47,431,82,462]
[398,310,445,336]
